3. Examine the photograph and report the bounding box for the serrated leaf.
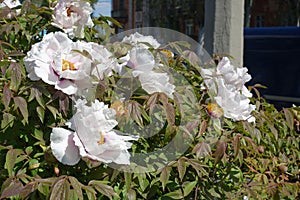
[177,157,186,181]
[2,83,12,110]
[68,176,83,200]
[159,167,171,191]
[89,181,119,200]
[14,96,28,122]
[183,181,197,197]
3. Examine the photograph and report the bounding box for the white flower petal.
[50,128,80,165]
[138,71,175,99]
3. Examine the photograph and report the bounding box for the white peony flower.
[50,99,137,165]
[201,57,256,122]
[0,0,21,18]
[126,47,156,77]
[52,0,94,38]
[0,0,21,8]
[121,47,175,98]
[214,78,256,122]
[24,32,93,95]
[122,32,161,49]
[87,42,119,80]
[138,71,175,99]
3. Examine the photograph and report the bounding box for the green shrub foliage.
[0,0,299,199]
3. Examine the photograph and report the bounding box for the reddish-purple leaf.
[2,83,12,110]
[0,179,24,199]
[214,140,227,164]
[13,96,28,122]
[159,167,171,191]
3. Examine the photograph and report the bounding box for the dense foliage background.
[0,0,299,199]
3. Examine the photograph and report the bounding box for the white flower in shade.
[87,42,119,80]
[139,71,175,99]
[122,32,161,49]
[201,57,255,122]
[0,0,21,18]
[0,0,21,8]
[50,99,137,165]
[24,32,93,95]
[52,0,94,38]
[126,47,156,76]
[121,47,175,98]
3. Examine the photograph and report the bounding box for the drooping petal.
[138,71,175,99]
[50,128,80,165]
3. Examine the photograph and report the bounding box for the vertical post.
[128,0,133,29]
[204,0,244,66]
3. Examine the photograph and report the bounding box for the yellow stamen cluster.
[62,59,76,71]
[160,49,174,58]
[97,131,105,145]
[207,103,223,118]
[66,7,73,17]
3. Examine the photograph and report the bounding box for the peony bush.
[0,0,299,199]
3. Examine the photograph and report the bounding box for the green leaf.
[19,182,38,199]
[33,129,45,145]
[127,189,136,200]
[163,189,184,199]
[2,83,12,110]
[89,180,119,200]
[68,176,83,200]
[36,106,45,123]
[49,177,70,200]
[83,186,96,200]
[4,148,23,177]
[208,187,221,198]
[192,141,211,159]
[8,62,22,91]
[0,179,24,199]
[214,140,227,164]
[1,113,15,130]
[14,96,28,122]
[183,180,197,197]
[29,87,45,108]
[159,167,171,191]
[233,134,241,158]
[283,108,294,130]
[46,105,58,120]
[177,157,186,181]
